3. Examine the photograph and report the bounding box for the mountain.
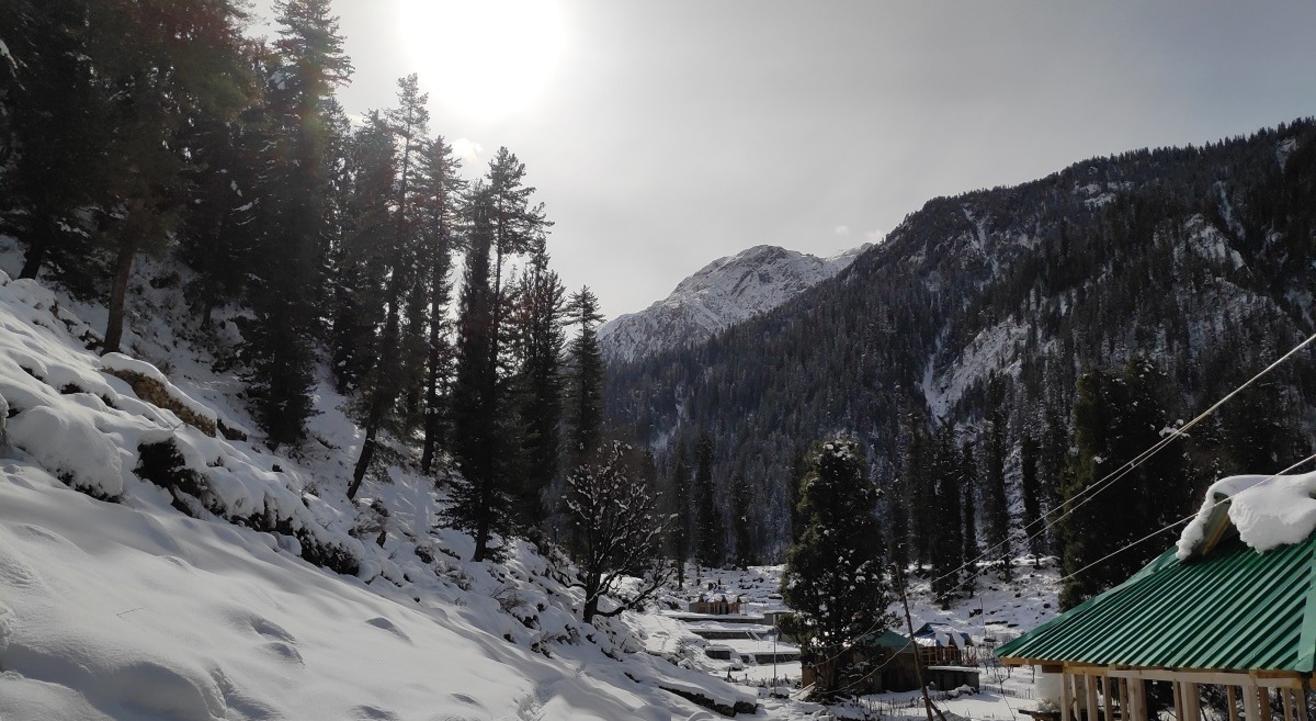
[605,120,1316,557]
[598,243,870,364]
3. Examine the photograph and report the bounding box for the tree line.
[0,0,680,610]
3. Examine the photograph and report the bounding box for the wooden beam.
[1129,677,1146,721]
[1103,676,1116,721]
[1228,685,1240,721]
[1182,682,1201,721]
[1244,683,1263,721]
[1120,679,1131,721]
[1086,673,1100,721]
[1283,689,1296,721]
[1062,670,1073,721]
[1295,687,1310,721]
[1173,680,1185,721]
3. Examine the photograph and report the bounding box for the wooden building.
[998,506,1316,721]
[803,630,979,694]
[689,595,743,615]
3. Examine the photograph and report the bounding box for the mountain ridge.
[599,242,870,363]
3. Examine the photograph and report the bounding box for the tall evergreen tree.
[732,474,757,569]
[510,246,567,530]
[783,438,893,696]
[1019,434,1043,562]
[693,432,724,568]
[416,134,466,473]
[984,382,1012,580]
[242,0,352,447]
[960,441,980,595]
[446,185,510,561]
[566,286,605,466]
[1060,359,1192,608]
[670,444,692,588]
[930,426,963,605]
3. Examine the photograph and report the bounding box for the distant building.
[689,595,743,615]
[802,630,980,694]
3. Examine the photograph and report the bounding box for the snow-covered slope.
[599,244,870,364]
[0,245,756,721]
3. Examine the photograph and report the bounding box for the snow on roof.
[1176,471,1316,560]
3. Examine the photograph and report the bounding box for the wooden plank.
[1086,673,1099,721]
[1129,678,1145,721]
[1296,688,1310,721]
[1182,682,1201,721]
[1104,676,1115,721]
[1062,671,1073,721]
[1228,685,1240,721]
[1283,689,1296,721]
[1173,680,1184,721]
[1119,679,1130,721]
[1245,683,1264,721]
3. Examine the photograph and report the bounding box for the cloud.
[864,228,887,244]
[452,138,484,166]
[834,225,851,236]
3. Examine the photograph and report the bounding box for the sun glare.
[399,0,566,120]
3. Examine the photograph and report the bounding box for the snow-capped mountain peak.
[599,243,870,364]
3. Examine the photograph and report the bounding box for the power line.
[808,329,1316,674]
[930,328,1316,587]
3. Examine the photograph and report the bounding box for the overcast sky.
[249,0,1316,318]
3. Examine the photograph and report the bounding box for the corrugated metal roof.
[997,534,1316,672]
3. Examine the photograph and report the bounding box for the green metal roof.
[997,533,1316,672]
[859,630,914,649]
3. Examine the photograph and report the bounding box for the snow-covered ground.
[0,240,757,720]
[0,236,1063,720]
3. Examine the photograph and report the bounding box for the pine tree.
[960,441,980,595]
[670,444,692,588]
[693,432,724,568]
[242,0,352,447]
[416,134,466,473]
[446,185,510,561]
[3,0,109,286]
[1060,359,1192,608]
[984,382,1012,580]
[732,474,756,568]
[783,438,893,696]
[566,286,605,466]
[510,246,567,530]
[92,0,252,354]
[930,426,963,605]
[345,112,404,499]
[1019,434,1042,562]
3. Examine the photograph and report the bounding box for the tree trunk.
[19,217,54,279]
[347,422,378,500]
[102,237,138,355]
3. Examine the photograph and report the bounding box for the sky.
[248,0,1316,318]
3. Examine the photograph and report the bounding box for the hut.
[689,594,743,615]
[802,630,975,693]
[998,475,1316,721]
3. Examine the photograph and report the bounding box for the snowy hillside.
[0,247,756,721]
[599,244,870,364]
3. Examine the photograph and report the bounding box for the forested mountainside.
[598,243,868,364]
[606,120,1316,561]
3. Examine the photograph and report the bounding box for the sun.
[399,0,566,120]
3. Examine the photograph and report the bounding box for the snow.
[598,243,869,363]
[1177,471,1316,559]
[0,239,759,721]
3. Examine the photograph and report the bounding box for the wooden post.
[1062,671,1074,721]
[1228,686,1240,721]
[1295,685,1310,721]
[1120,679,1131,721]
[1086,674,1100,721]
[1173,680,1185,721]
[1128,678,1146,721]
[1182,682,1201,721]
[1104,676,1117,721]
[1245,683,1264,721]
[1282,689,1296,721]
